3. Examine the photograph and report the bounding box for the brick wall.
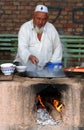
[0,0,84,35]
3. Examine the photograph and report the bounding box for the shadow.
[33,83,69,98]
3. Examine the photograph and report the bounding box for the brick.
[0,0,84,35]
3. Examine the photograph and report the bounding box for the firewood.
[44,101,62,121]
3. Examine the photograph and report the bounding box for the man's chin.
[34,26,44,34]
[38,25,42,28]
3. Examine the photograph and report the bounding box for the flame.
[38,95,45,108]
[53,99,63,112]
[38,95,63,112]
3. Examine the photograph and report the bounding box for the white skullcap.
[34,5,48,13]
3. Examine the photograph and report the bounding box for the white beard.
[34,26,44,34]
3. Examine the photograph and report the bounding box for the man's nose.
[39,19,43,24]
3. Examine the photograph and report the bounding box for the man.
[14,4,62,71]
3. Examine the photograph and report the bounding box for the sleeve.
[50,27,63,63]
[18,24,31,65]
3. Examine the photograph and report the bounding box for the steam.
[26,66,65,78]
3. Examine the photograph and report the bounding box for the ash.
[36,108,62,126]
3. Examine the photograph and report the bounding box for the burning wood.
[37,95,45,108]
[53,99,63,113]
[36,86,64,122]
[43,101,62,121]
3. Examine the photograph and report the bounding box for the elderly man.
[14,4,62,71]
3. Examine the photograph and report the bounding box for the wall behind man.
[0,0,84,35]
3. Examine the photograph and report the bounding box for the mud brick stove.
[0,75,84,130]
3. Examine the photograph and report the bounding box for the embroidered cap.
[34,5,48,13]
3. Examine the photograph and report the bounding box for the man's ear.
[47,14,49,20]
[32,13,34,18]
[32,12,36,19]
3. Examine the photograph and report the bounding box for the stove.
[0,74,84,130]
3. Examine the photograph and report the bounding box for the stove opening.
[34,83,68,126]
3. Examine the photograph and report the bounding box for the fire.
[38,95,45,108]
[53,99,63,112]
[38,95,63,113]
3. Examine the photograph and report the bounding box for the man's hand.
[29,55,39,65]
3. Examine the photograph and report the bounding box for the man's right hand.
[29,55,39,65]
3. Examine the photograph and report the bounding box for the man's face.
[33,12,48,28]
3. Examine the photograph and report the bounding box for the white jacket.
[14,20,62,69]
